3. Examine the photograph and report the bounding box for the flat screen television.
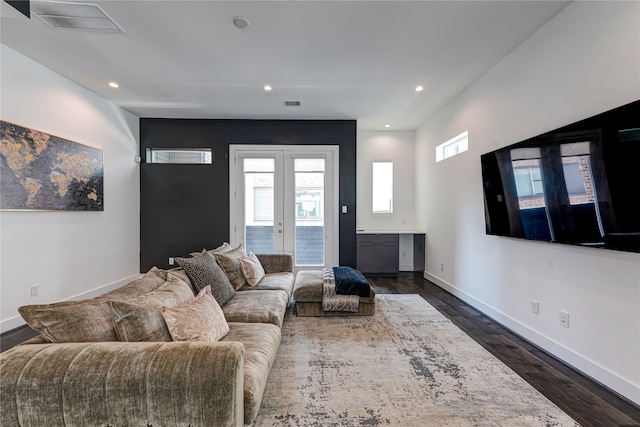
[481,100,640,253]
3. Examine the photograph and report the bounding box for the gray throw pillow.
[176,250,235,306]
[213,245,249,290]
[18,299,118,343]
[109,274,194,342]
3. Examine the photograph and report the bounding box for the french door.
[230,145,339,270]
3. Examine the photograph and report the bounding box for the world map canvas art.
[0,121,103,211]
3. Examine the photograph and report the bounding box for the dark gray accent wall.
[140,119,357,272]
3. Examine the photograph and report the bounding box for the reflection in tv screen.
[481,100,640,253]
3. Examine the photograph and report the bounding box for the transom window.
[436,131,468,162]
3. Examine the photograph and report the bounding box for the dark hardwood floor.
[1,273,638,426]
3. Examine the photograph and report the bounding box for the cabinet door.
[377,237,399,274]
[356,240,378,273]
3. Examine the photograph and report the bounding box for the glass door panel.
[294,158,325,266]
[243,158,275,254]
[231,146,338,270]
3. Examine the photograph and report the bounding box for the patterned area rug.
[253,294,580,427]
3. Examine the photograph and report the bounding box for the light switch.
[341,205,348,214]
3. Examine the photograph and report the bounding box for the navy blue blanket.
[333,266,371,297]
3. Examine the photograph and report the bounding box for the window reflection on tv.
[481,100,640,253]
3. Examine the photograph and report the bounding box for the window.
[244,158,275,225]
[514,165,544,198]
[146,148,212,164]
[511,146,547,211]
[560,142,594,206]
[294,159,325,220]
[436,131,468,162]
[254,187,274,221]
[372,161,393,213]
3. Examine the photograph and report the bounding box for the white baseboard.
[399,263,415,272]
[424,270,640,406]
[1,274,141,334]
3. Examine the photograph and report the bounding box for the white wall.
[416,1,640,404]
[358,130,420,271]
[357,130,417,232]
[0,45,141,332]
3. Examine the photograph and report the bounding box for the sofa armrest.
[256,253,293,274]
[1,341,244,427]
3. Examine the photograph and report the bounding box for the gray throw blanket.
[322,268,360,312]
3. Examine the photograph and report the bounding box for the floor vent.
[283,101,302,107]
[31,1,125,33]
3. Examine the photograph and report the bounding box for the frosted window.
[147,148,212,164]
[372,161,393,213]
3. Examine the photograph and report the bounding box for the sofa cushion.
[238,272,295,301]
[222,322,282,424]
[165,268,192,288]
[161,286,230,342]
[109,274,194,342]
[176,250,235,306]
[98,267,167,301]
[213,245,250,290]
[255,253,293,275]
[222,290,289,328]
[292,270,324,302]
[239,252,265,286]
[18,299,118,343]
[293,270,376,304]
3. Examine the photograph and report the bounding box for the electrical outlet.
[30,284,39,297]
[531,299,539,314]
[440,263,444,272]
[559,310,570,328]
[168,257,175,266]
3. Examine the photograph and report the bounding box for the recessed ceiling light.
[108,81,119,88]
[415,85,424,92]
[264,85,272,92]
[233,16,249,29]
[384,124,391,128]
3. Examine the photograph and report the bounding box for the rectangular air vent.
[31,1,125,33]
[283,101,302,107]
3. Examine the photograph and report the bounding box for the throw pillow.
[213,245,249,290]
[160,286,229,342]
[189,242,233,257]
[175,250,235,306]
[213,241,233,253]
[109,274,194,342]
[18,299,118,343]
[239,251,266,286]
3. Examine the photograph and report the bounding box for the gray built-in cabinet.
[357,233,425,276]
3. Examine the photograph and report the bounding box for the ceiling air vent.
[31,1,125,33]
[283,101,302,108]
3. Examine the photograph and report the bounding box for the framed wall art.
[0,121,103,211]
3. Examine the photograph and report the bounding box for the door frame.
[229,144,340,270]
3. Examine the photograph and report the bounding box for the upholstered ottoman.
[293,270,376,316]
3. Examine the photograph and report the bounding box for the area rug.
[253,294,580,427]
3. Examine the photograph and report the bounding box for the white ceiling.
[1,0,571,130]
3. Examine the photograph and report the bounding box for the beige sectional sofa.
[0,249,294,427]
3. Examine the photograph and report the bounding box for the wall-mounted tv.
[481,100,640,253]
